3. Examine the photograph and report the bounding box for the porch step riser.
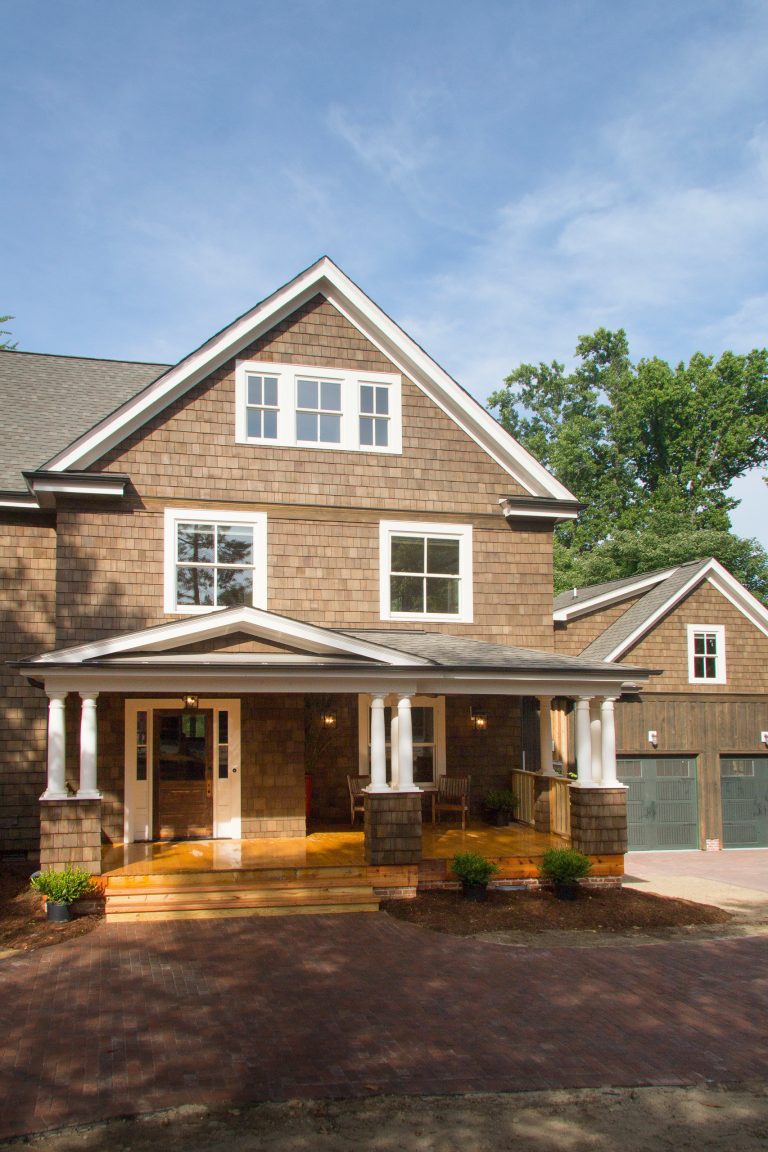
[106,902,380,923]
[105,887,376,910]
[105,866,369,890]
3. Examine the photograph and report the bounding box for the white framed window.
[357,695,446,787]
[379,520,473,622]
[235,360,402,454]
[164,508,267,614]
[687,624,726,684]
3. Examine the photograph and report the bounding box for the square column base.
[364,793,422,866]
[40,799,102,875]
[569,787,627,856]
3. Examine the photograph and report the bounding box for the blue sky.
[2,0,766,543]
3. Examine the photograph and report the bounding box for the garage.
[720,756,768,847]
[617,756,699,850]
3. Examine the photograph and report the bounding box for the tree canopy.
[488,329,768,603]
[0,315,16,350]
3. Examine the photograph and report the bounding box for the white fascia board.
[43,257,574,501]
[553,569,677,622]
[30,605,429,667]
[0,496,40,510]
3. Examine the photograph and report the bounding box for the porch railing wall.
[551,776,571,838]
[511,769,535,827]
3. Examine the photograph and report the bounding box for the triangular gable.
[42,258,574,501]
[30,606,430,666]
[585,559,768,663]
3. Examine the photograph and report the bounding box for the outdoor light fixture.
[761,731,768,746]
[470,707,488,731]
[321,710,337,729]
[182,695,199,713]
[647,730,658,747]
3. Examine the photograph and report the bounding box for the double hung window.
[358,696,445,787]
[244,373,279,440]
[687,625,726,684]
[379,521,473,622]
[164,508,267,614]
[296,377,342,444]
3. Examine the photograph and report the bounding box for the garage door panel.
[618,757,699,851]
[720,757,768,847]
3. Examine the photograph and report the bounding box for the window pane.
[217,568,252,607]
[374,418,388,447]
[218,711,228,744]
[247,375,263,406]
[413,748,434,784]
[411,707,434,743]
[426,576,459,614]
[319,413,341,443]
[375,386,389,415]
[391,574,424,613]
[360,384,374,414]
[694,635,705,655]
[262,409,278,439]
[137,710,147,746]
[297,378,317,409]
[246,408,263,438]
[391,536,424,573]
[360,416,374,445]
[321,381,341,411]
[218,746,229,780]
[177,524,214,563]
[694,656,705,678]
[297,411,318,441]
[136,747,147,782]
[177,566,214,605]
[217,525,253,566]
[427,538,460,574]
[263,377,278,407]
[705,636,717,655]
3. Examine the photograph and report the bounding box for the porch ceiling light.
[321,709,337,729]
[183,694,199,713]
[470,706,488,731]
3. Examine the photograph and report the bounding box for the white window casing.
[235,360,402,454]
[379,520,473,623]
[164,507,268,615]
[687,624,726,684]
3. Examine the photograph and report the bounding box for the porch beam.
[41,691,68,800]
[77,692,102,799]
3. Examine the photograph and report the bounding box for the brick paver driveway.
[1,914,767,1139]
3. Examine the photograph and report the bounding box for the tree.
[488,330,768,602]
[0,315,16,350]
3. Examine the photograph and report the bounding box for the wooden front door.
[153,710,213,840]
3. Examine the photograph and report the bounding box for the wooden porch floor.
[102,821,567,877]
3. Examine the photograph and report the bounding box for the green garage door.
[720,757,768,847]
[617,757,699,850]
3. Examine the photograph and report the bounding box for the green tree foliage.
[489,330,768,602]
[0,315,16,350]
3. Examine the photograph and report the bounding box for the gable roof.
[0,350,169,493]
[30,258,575,503]
[553,563,690,619]
[568,558,768,662]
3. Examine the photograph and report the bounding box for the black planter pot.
[484,811,508,827]
[461,881,489,902]
[553,882,579,901]
[46,900,71,922]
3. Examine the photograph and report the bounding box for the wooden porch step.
[104,865,369,890]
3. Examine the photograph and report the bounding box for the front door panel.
[154,710,213,840]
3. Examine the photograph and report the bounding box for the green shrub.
[482,788,518,815]
[451,852,500,886]
[30,866,94,905]
[540,848,592,885]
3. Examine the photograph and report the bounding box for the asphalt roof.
[552,564,692,612]
[0,350,170,491]
[577,560,712,661]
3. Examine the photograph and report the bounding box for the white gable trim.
[30,606,430,667]
[42,258,574,501]
[602,559,768,662]
[553,569,677,622]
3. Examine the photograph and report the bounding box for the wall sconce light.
[471,707,488,731]
[647,730,658,747]
[182,694,199,713]
[761,731,768,747]
[321,710,337,729]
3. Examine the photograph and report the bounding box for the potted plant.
[482,788,518,826]
[30,865,95,922]
[540,848,591,900]
[451,851,500,901]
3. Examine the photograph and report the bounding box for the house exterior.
[554,559,768,850]
[0,258,650,889]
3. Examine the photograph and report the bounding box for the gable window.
[164,508,267,614]
[235,360,401,453]
[687,624,726,684]
[379,521,473,622]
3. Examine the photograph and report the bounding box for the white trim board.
[42,258,575,502]
[554,569,677,622]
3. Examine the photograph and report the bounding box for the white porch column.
[574,697,594,787]
[42,691,68,800]
[538,696,555,775]
[600,697,621,787]
[396,694,420,791]
[367,694,390,793]
[77,692,102,799]
[590,699,603,783]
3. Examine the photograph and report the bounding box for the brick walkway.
[1,915,768,1139]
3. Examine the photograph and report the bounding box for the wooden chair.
[432,775,471,830]
[347,775,370,825]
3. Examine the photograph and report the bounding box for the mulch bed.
[382,886,733,936]
[0,860,101,952]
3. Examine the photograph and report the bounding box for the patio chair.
[432,775,471,831]
[347,775,370,825]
